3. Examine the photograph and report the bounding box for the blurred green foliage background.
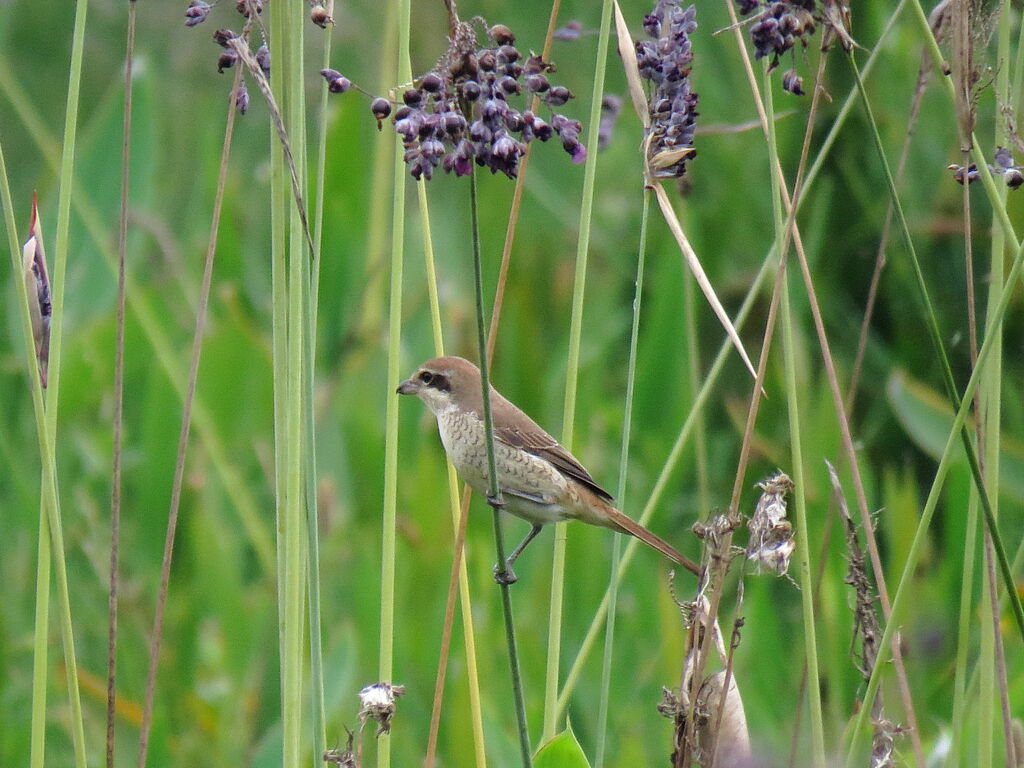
[1,0,1022,765]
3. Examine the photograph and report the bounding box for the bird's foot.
[486,492,505,510]
[493,561,518,585]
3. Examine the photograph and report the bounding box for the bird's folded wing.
[495,423,614,502]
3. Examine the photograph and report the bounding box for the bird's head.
[396,356,483,415]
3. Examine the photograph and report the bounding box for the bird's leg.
[493,524,543,585]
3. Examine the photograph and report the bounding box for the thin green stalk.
[949,492,979,768]
[10,0,92,762]
[848,51,1024,640]
[544,0,614,740]
[29,512,50,768]
[780,281,825,766]
[556,250,774,716]
[974,4,1009,764]
[0,146,86,768]
[303,303,326,768]
[843,228,1024,764]
[978,518,994,768]
[0,168,53,768]
[270,3,309,768]
[683,262,709,517]
[469,169,532,767]
[306,6,332,765]
[764,64,825,768]
[417,180,488,767]
[593,186,650,768]
[378,0,411,763]
[269,0,289,714]
[109,4,137,766]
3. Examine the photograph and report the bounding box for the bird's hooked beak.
[396,377,420,396]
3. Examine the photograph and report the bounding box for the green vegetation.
[0,0,1021,766]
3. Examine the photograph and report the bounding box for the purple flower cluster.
[323,24,586,181]
[739,1,817,93]
[636,1,699,179]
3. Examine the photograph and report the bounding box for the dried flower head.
[746,470,795,575]
[324,19,587,180]
[636,1,699,178]
[358,682,406,736]
[323,728,357,767]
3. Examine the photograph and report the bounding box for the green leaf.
[886,370,1024,499]
[534,726,592,768]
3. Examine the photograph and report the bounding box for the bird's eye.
[418,371,434,385]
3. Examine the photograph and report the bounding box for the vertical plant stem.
[779,275,826,768]
[109,3,136,766]
[379,0,412,763]
[26,0,92,763]
[683,267,709,516]
[593,187,650,768]
[29,513,50,768]
[305,7,332,767]
[269,3,290,716]
[950,493,979,768]
[982,5,1011,765]
[282,4,309,767]
[763,64,825,768]
[0,145,86,768]
[418,179,488,768]
[0,165,54,768]
[544,0,614,739]
[470,169,532,768]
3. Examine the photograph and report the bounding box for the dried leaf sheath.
[22,194,51,388]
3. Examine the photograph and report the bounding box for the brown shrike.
[397,356,699,583]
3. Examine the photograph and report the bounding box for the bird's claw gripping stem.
[493,561,518,585]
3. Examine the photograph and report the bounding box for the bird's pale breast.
[434,406,576,525]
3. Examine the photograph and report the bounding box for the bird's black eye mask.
[419,371,451,392]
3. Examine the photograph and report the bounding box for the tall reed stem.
[470,168,532,767]
[378,0,412,763]
[763,63,825,768]
[593,185,650,767]
[543,0,614,740]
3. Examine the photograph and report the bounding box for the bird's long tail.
[604,505,700,576]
